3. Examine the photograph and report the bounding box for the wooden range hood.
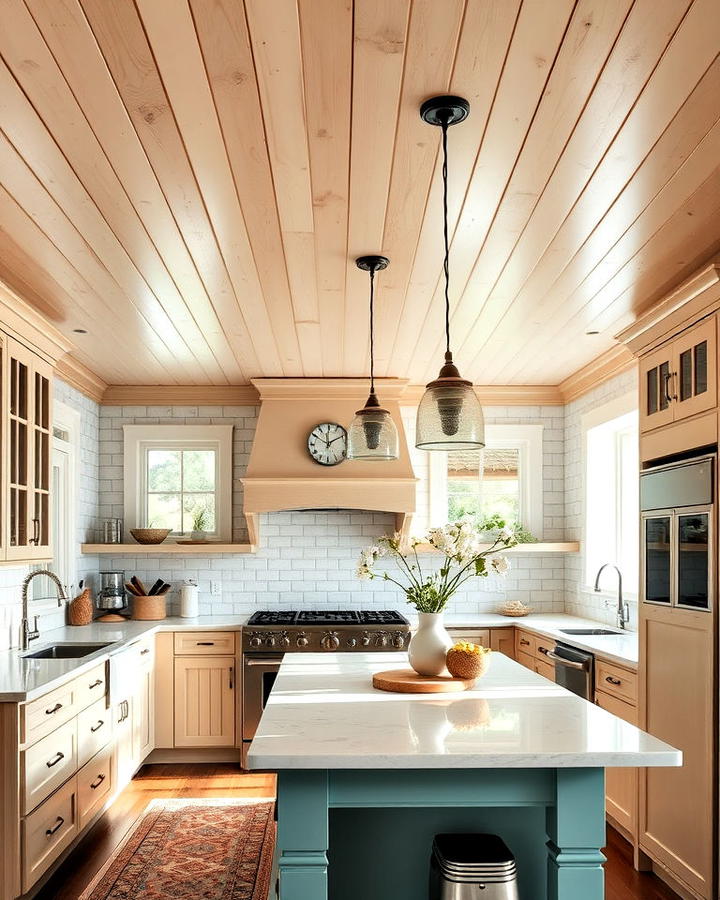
[241,379,417,547]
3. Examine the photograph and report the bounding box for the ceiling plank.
[133,0,300,376]
[450,0,707,382]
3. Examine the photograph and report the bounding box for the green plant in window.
[477,513,536,544]
[191,504,209,532]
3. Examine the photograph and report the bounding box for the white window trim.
[422,422,543,535]
[581,392,638,595]
[123,425,233,542]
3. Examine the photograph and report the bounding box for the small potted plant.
[356,521,517,676]
[189,504,209,542]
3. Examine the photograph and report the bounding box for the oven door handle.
[244,659,281,667]
[545,650,588,670]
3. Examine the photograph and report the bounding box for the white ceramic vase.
[408,612,453,677]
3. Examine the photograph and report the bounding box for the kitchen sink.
[22,642,114,660]
[559,628,622,636]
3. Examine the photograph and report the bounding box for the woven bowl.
[446,646,492,680]
[129,528,171,545]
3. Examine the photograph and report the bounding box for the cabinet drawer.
[74,663,108,712]
[595,659,637,705]
[533,635,554,661]
[516,649,535,671]
[22,775,78,893]
[447,628,491,647]
[515,630,533,657]
[77,698,111,768]
[77,745,113,830]
[174,632,235,655]
[22,718,77,815]
[21,679,78,747]
[535,658,555,682]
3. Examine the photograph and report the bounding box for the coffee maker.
[96,571,128,622]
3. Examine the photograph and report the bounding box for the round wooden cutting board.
[372,668,476,694]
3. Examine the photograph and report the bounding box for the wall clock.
[307,423,347,466]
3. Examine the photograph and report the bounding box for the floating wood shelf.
[414,541,580,554]
[81,543,256,555]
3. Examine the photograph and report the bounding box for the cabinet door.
[489,629,514,659]
[672,317,716,421]
[639,344,675,433]
[595,689,637,838]
[134,662,155,762]
[174,656,235,748]
[5,339,52,561]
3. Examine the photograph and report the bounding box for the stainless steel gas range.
[241,610,410,767]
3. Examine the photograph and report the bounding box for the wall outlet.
[210,580,222,596]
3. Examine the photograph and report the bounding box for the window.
[124,425,233,541]
[584,396,639,593]
[448,447,521,524]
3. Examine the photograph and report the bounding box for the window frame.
[582,393,638,596]
[123,424,233,541]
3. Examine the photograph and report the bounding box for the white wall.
[0,379,100,650]
[564,367,640,627]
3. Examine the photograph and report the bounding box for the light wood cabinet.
[21,718,77,815]
[173,632,235,655]
[639,316,716,434]
[135,647,155,762]
[639,603,714,899]
[174,656,235,748]
[3,337,52,561]
[514,629,534,659]
[113,695,135,787]
[595,689,637,840]
[77,746,112,831]
[489,629,514,659]
[21,775,77,894]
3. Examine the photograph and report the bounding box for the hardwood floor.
[36,764,678,900]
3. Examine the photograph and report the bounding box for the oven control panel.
[242,628,408,653]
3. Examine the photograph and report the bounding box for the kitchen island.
[248,652,680,900]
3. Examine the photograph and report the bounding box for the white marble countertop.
[435,613,638,668]
[247,652,678,770]
[0,616,247,702]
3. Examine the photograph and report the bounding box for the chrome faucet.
[20,570,67,651]
[593,564,630,630]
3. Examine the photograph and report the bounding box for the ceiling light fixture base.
[356,255,389,273]
[420,95,470,127]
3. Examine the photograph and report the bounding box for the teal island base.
[276,767,606,900]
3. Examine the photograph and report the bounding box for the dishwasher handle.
[545,649,588,671]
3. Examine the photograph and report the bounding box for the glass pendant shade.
[416,353,485,450]
[347,392,399,460]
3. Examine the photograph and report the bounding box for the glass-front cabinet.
[639,316,717,434]
[4,337,53,561]
[640,456,713,612]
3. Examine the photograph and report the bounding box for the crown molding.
[101,384,261,406]
[615,260,720,355]
[251,377,409,400]
[0,278,72,364]
[559,345,636,404]
[55,355,108,404]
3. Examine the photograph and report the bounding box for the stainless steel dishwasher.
[547,642,594,699]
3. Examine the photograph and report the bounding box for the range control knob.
[279,632,290,649]
[374,631,388,648]
[249,634,262,648]
[392,633,406,649]
[296,632,309,648]
[346,637,357,648]
[321,631,340,651]
[361,631,371,647]
[265,634,276,648]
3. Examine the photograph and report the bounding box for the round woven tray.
[499,607,530,617]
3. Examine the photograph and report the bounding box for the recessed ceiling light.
[72,328,88,334]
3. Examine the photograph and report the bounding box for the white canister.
[180,580,199,618]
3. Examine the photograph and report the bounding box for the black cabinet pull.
[520,639,530,646]
[45,816,64,836]
[605,675,622,686]
[89,679,103,689]
[90,720,104,733]
[30,518,40,546]
[141,648,150,655]
[45,702,62,715]
[46,752,64,768]
[229,666,234,690]
[538,646,549,655]
[90,774,106,790]
[196,641,215,646]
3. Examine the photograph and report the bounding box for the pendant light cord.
[369,265,376,394]
[441,117,451,356]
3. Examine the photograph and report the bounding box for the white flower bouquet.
[356,520,517,614]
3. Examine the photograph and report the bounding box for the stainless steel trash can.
[429,833,520,899]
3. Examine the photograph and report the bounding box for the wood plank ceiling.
[0,0,718,387]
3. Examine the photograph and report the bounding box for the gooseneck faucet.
[593,564,630,630]
[20,570,67,651]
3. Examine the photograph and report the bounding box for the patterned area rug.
[79,799,276,900]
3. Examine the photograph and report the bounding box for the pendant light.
[415,95,485,451]
[347,255,399,460]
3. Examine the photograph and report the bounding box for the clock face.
[307,423,347,467]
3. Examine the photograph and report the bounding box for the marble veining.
[248,652,678,770]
